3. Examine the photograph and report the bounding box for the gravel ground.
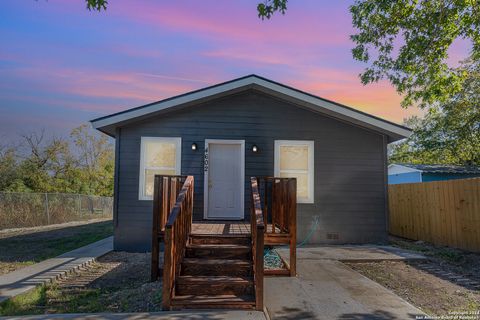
[264,247,287,270]
[51,251,162,313]
[0,252,163,316]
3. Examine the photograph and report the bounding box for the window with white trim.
[139,137,181,200]
[274,140,314,203]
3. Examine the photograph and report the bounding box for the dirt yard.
[346,237,480,316]
[0,252,162,316]
[0,219,112,276]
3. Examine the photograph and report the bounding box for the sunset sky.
[0,1,470,142]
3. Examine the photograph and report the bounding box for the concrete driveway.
[265,245,426,320]
[1,310,266,320]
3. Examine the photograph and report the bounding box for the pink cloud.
[10,60,417,123]
[0,52,19,62]
[203,50,289,66]
[107,44,164,60]
[284,68,420,123]
[110,1,351,47]
[202,46,327,66]
[62,70,204,102]
[7,63,214,113]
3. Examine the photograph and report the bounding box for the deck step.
[181,258,252,276]
[169,233,256,310]
[186,243,251,259]
[171,294,255,310]
[176,275,254,296]
[189,234,251,245]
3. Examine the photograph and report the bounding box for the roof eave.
[90,75,412,141]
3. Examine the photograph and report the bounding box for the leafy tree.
[350,0,479,108]
[0,145,20,191]
[0,125,114,196]
[389,60,480,165]
[17,131,70,193]
[85,0,289,19]
[70,124,114,196]
[248,0,480,109]
[86,0,107,11]
[257,0,288,20]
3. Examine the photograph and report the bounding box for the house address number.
[204,147,209,172]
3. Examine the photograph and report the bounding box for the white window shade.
[274,140,314,203]
[139,137,181,200]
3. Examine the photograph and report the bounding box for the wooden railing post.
[250,177,265,310]
[262,178,268,228]
[272,178,277,233]
[162,225,173,310]
[161,177,169,230]
[255,223,264,310]
[288,178,297,277]
[151,175,162,281]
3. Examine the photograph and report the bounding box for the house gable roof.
[396,163,480,174]
[388,164,423,175]
[90,74,412,141]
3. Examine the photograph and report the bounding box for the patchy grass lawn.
[0,252,162,316]
[346,237,480,316]
[0,219,113,276]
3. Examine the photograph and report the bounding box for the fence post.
[44,193,50,225]
[77,194,81,216]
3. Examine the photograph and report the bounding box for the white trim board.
[203,139,245,220]
[138,137,182,200]
[274,140,315,204]
[91,75,411,141]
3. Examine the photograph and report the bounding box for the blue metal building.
[388,164,480,184]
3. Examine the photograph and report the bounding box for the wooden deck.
[192,222,281,235]
[192,222,250,235]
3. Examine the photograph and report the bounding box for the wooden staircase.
[171,234,256,310]
[152,175,296,311]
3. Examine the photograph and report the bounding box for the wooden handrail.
[250,177,264,310]
[151,175,187,281]
[162,175,194,310]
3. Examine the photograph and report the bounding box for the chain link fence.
[0,192,113,230]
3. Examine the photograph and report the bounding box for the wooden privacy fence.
[389,177,480,252]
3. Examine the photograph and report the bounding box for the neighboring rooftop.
[395,164,480,174]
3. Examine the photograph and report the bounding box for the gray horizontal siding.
[114,89,387,251]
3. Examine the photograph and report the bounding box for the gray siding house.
[91,75,411,252]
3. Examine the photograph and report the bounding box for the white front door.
[204,140,245,220]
